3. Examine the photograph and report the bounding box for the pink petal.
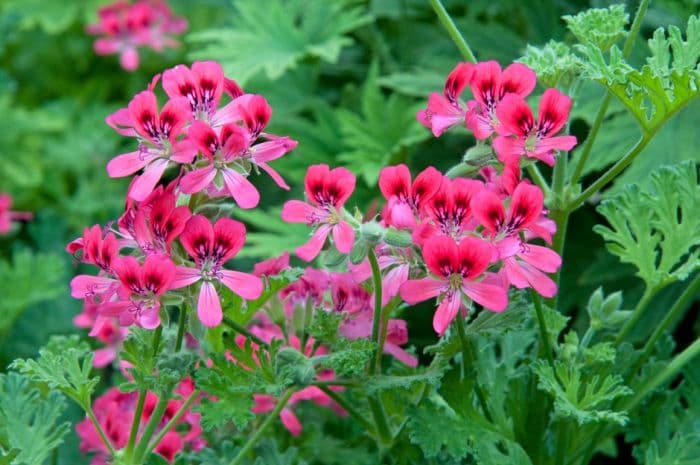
[280,408,302,436]
[218,270,263,300]
[383,342,418,367]
[518,244,561,273]
[382,264,409,306]
[180,166,217,194]
[92,347,117,368]
[120,47,139,71]
[462,281,508,312]
[296,224,331,262]
[332,221,355,254]
[492,136,525,162]
[70,275,117,299]
[172,266,202,288]
[221,168,260,209]
[197,281,223,327]
[106,150,153,177]
[281,200,316,224]
[129,158,169,201]
[256,162,290,190]
[399,277,443,304]
[433,292,462,335]
[139,303,162,329]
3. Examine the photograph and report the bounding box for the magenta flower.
[86,0,187,71]
[348,245,412,307]
[417,62,474,136]
[379,164,443,229]
[400,235,507,335]
[493,88,578,166]
[281,164,357,261]
[465,61,537,139]
[106,90,195,201]
[102,254,176,329]
[472,182,561,297]
[0,193,32,233]
[173,215,263,327]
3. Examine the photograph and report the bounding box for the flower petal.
[218,270,263,300]
[197,281,223,327]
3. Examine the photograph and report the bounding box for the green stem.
[566,135,650,212]
[368,396,393,448]
[123,389,147,460]
[454,313,471,378]
[152,325,162,355]
[317,386,377,435]
[622,0,651,57]
[174,306,187,352]
[223,316,269,349]
[229,390,295,465]
[555,421,570,465]
[570,94,612,184]
[368,248,385,374]
[633,273,700,376]
[455,314,492,422]
[132,396,169,462]
[526,164,551,197]
[86,406,117,457]
[429,0,477,62]
[300,298,314,353]
[624,337,700,412]
[615,286,655,345]
[311,379,359,387]
[532,290,556,370]
[143,390,199,458]
[445,162,472,179]
[552,149,568,209]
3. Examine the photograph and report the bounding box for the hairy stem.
[318,386,376,435]
[368,248,385,374]
[143,390,200,458]
[86,406,117,457]
[429,0,477,62]
[133,395,169,462]
[123,390,147,461]
[223,316,269,349]
[526,164,551,197]
[455,314,492,421]
[174,306,187,352]
[229,390,295,465]
[532,290,556,370]
[615,286,656,345]
[368,395,393,448]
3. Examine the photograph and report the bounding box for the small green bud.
[384,228,413,247]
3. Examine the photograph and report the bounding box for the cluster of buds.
[86,0,187,71]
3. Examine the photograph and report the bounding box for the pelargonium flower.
[493,88,577,166]
[417,62,473,136]
[472,182,561,297]
[279,268,330,317]
[74,300,129,368]
[281,164,357,261]
[86,0,187,71]
[106,90,195,201]
[465,61,537,139]
[379,164,443,229]
[400,235,507,335]
[173,215,263,327]
[101,254,176,329]
[349,245,413,307]
[67,224,120,273]
[253,251,291,277]
[0,194,32,233]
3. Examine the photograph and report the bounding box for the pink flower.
[67,224,120,273]
[106,90,195,200]
[493,88,577,166]
[253,251,291,277]
[279,268,330,317]
[172,215,263,327]
[281,164,357,261]
[73,300,128,368]
[417,62,473,136]
[379,164,443,229]
[472,182,561,297]
[348,245,412,307]
[86,0,187,71]
[101,254,176,329]
[465,61,537,139]
[400,235,507,335]
[340,310,417,367]
[0,194,32,233]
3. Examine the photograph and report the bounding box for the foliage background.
[0,0,698,463]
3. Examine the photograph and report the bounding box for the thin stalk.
[634,273,700,374]
[152,325,162,356]
[174,306,187,352]
[223,316,269,349]
[566,135,650,212]
[368,248,384,374]
[318,386,377,435]
[552,147,568,210]
[622,0,651,57]
[123,389,147,460]
[624,337,700,412]
[300,298,314,353]
[229,390,295,465]
[555,421,570,465]
[526,164,551,197]
[615,286,655,344]
[311,379,360,387]
[368,396,393,447]
[86,407,117,457]
[428,0,477,62]
[455,314,492,422]
[143,390,200,458]
[532,290,556,370]
[132,396,169,462]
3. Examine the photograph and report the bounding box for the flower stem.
[367,395,393,448]
[123,389,147,461]
[318,386,377,435]
[132,395,169,463]
[632,273,700,376]
[429,0,477,62]
[229,390,295,465]
[174,306,187,352]
[615,286,655,345]
[223,316,269,349]
[86,406,117,457]
[531,290,556,370]
[454,314,492,422]
[368,248,385,374]
[526,164,551,197]
[143,390,199,458]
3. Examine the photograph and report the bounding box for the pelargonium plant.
[6,1,700,465]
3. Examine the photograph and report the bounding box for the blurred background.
[0,0,698,462]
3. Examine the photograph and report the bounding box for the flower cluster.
[86,0,187,71]
[76,379,204,464]
[0,193,32,234]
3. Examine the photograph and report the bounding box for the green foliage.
[316,338,375,378]
[586,287,631,332]
[533,359,632,426]
[563,4,629,52]
[188,0,373,84]
[518,40,583,88]
[233,207,310,259]
[580,15,700,134]
[10,335,98,409]
[594,162,700,290]
[0,372,70,465]
[0,249,64,337]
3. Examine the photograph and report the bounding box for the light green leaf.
[563,5,629,52]
[518,40,583,88]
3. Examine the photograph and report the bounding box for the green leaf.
[188,0,373,84]
[594,162,700,289]
[406,396,473,460]
[233,207,310,259]
[532,360,632,426]
[518,40,583,88]
[10,336,98,408]
[579,15,700,134]
[316,338,375,377]
[364,358,447,394]
[336,62,431,186]
[563,5,629,52]
[586,287,632,332]
[0,373,70,465]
